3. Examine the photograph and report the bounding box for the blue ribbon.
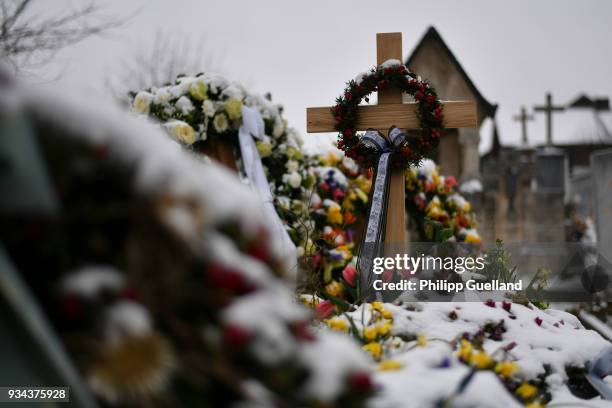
[586,346,612,399]
[357,127,407,299]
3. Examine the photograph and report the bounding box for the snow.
[380,59,402,68]
[460,179,483,194]
[61,266,125,298]
[334,301,612,406]
[299,330,372,401]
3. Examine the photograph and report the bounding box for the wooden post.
[376,33,407,246]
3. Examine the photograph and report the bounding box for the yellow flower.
[463,201,472,212]
[381,308,393,320]
[224,98,243,120]
[356,175,372,194]
[325,280,343,297]
[378,360,404,371]
[465,232,481,244]
[417,333,427,347]
[525,402,545,408]
[256,141,272,158]
[469,351,493,369]
[362,342,382,359]
[319,152,341,166]
[364,326,378,341]
[168,121,196,145]
[371,302,383,312]
[377,322,392,337]
[516,383,538,401]
[287,146,303,160]
[495,361,518,380]
[456,339,473,361]
[355,188,369,203]
[326,203,343,225]
[326,318,349,332]
[189,80,208,100]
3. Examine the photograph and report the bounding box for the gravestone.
[592,149,612,264]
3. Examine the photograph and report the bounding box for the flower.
[516,383,538,401]
[371,302,383,312]
[364,326,378,341]
[525,402,545,408]
[495,361,518,379]
[189,79,209,100]
[377,322,392,336]
[133,91,154,114]
[469,351,493,369]
[378,360,404,371]
[417,333,427,347]
[286,160,299,173]
[326,202,343,225]
[88,333,176,404]
[362,342,382,359]
[456,339,473,361]
[315,300,335,320]
[325,317,349,332]
[167,121,196,145]
[256,141,272,158]
[224,98,243,120]
[325,280,343,297]
[342,265,358,287]
[213,113,229,133]
[202,100,216,117]
[285,172,302,189]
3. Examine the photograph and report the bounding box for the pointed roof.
[406,26,497,120]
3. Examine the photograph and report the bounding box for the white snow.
[460,179,483,194]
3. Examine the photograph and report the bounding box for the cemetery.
[1,1,612,407]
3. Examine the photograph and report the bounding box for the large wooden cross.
[306,32,477,246]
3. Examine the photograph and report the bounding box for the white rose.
[166,120,196,145]
[154,88,171,104]
[285,172,302,189]
[133,91,154,114]
[286,160,299,173]
[272,119,285,137]
[213,113,229,133]
[202,100,216,118]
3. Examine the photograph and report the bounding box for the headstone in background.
[534,147,568,195]
[592,149,612,264]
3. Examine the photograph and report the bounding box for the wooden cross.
[513,106,534,146]
[306,32,477,246]
[534,93,564,147]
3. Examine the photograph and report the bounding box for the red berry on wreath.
[431,129,440,140]
[415,91,424,100]
[401,147,412,157]
[426,95,436,105]
[344,128,353,138]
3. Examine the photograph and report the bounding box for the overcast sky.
[30,0,612,152]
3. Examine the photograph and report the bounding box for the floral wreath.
[333,62,444,168]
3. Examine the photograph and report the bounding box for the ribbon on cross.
[238,106,298,275]
[357,126,408,295]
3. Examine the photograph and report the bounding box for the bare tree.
[0,0,122,74]
[110,28,223,97]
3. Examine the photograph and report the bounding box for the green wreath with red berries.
[333,62,444,168]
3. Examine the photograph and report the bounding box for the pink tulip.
[342,265,358,287]
[315,300,335,320]
[445,176,457,188]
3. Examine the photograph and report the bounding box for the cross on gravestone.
[306,32,477,247]
[534,92,564,147]
[513,106,534,146]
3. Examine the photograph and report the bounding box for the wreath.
[332,62,444,168]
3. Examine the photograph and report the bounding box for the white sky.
[29,0,612,153]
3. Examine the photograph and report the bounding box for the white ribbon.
[238,106,298,276]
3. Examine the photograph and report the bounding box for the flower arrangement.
[131,73,313,250]
[0,86,375,407]
[405,158,481,244]
[332,60,444,169]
